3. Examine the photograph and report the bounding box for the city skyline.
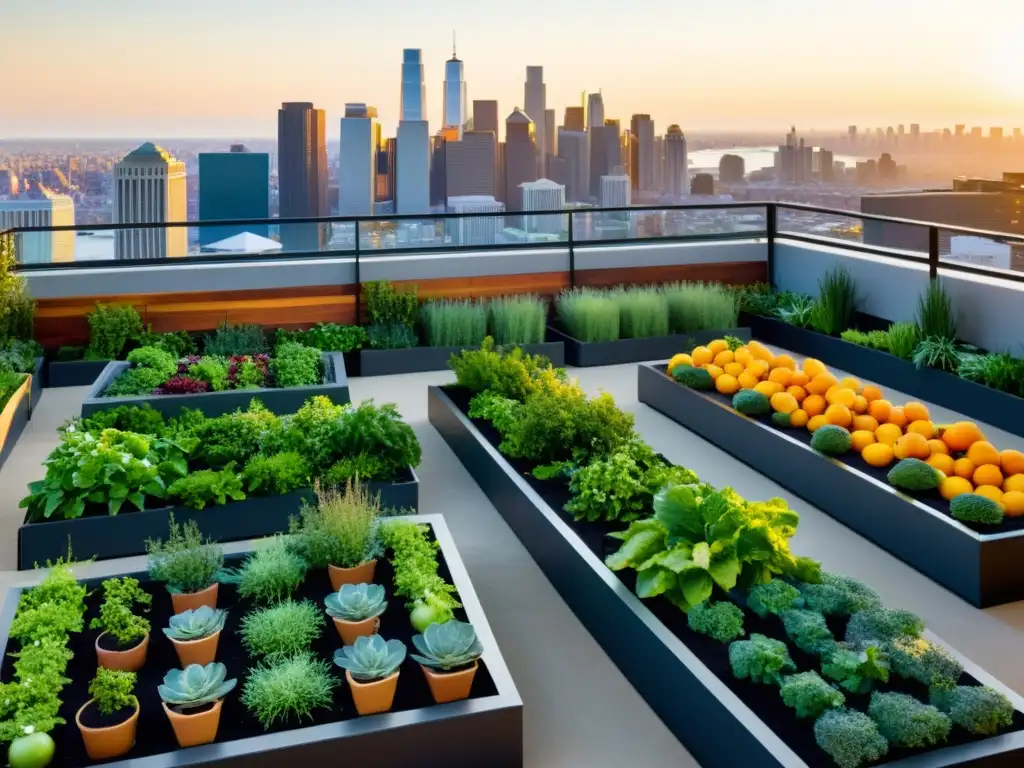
[3,0,1022,138]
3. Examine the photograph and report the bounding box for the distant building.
[401,49,426,122]
[563,106,585,132]
[547,155,570,192]
[600,174,631,208]
[587,92,605,198]
[396,120,431,214]
[338,104,378,217]
[472,100,499,135]
[376,137,396,204]
[719,153,745,184]
[198,145,270,246]
[629,114,655,192]
[446,195,505,245]
[817,149,835,182]
[443,44,466,139]
[503,108,537,211]
[557,129,589,203]
[524,67,546,174]
[0,183,75,264]
[445,130,497,199]
[603,119,623,176]
[278,102,328,251]
[113,142,187,260]
[664,126,688,198]
[544,109,557,170]
[521,179,565,235]
[690,173,715,195]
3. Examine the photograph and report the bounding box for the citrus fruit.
[927,439,949,456]
[838,377,862,393]
[862,386,883,402]
[907,420,937,439]
[713,350,735,367]
[887,407,908,428]
[772,354,797,370]
[737,371,760,390]
[771,392,799,414]
[707,339,729,356]
[790,371,810,388]
[903,402,930,423]
[802,394,826,417]
[807,415,829,432]
[734,348,752,366]
[724,362,745,377]
[787,385,808,403]
[668,353,693,372]
[975,485,1005,504]
[851,395,868,414]
[1004,474,1024,493]
[754,381,784,398]
[768,368,793,386]
[940,476,973,501]
[807,373,839,395]
[824,403,853,428]
[691,346,713,367]
[715,374,740,395]
[803,358,827,378]
[1000,450,1024,476]
[1002,491,1024,517]
[967,441,1001,467]
[851,430,876,452]
[942,422,984,452]
[953,458,976,479]
[862,442,895,467]
[973,464,1004,488]
[893,432,930,460]
[789,409,809,428]
[827,387,856,408]
[874,423,903,446]
[868,400,892,424]
[853,414,879,432]
[927,453,955,475]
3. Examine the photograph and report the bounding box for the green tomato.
[410,601,447,633]
[8,731,55,768]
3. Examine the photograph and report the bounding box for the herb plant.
[290,481,382,569]
[89,668,137,716]
[168,464,246,510]
[365,323,418,350]
[930,685,1015,736]
[814,709,889,768]
[776,294,815,328]
[270,342,322,388]
[780,671,845,719]
[203,322,268,357]
[146,516,225,595]
[884,322,919,359]
[915,279,957,340]
[958,352,1024,397]
[781,609,835,656]
[80,404,166,436]
[556,288,620,342]
[241,653,337,730]
[663,281,739,332]
[797,572,881,617]
[746,580,803,618]
[243,452,310,496]
[420,299,488,348]
[912,337,961,373]
[728,634,796,686]
[363,280,419,327]
[224,537,307,604]
[276,323,368,353]
[241,600,324,660]
[381,521,461,627]
[687,601,744,643]
[449,337,555,401]
[85,303,143,360]
[810,267,858,336]
[615,286,670,339]
[867,691,951,748]
[90,577,152,647]
[821,644,890,694]
[488,294,547,345]
[135,326,195,358]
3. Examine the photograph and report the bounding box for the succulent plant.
[162,605,228,641]
[333,635,407,682]
[324,583,387,622]
[410,620,483,671]
[158,662,237,710]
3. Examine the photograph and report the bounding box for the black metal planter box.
[80,352,350,418]
[17,469,420,570]
[427,385,1024,767]
[28,356,43,418]
[741,312,1024,440]
[0,376,30,474]
[637,363,1024,608]
[546,326,751,367]
[1,513,523,768]
[359,341,565,377]
[47,358,111,388]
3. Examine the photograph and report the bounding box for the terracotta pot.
[328,559,377,591]
[332,615,380,646]
[76,699,139,761]
[171,583,219,614]
[170,629,221,667]
[96,631,150,672]
[163,699,224,748]
[346,670,399,715]
[420,660,478,704]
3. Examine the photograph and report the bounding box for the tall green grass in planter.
[663,281,740,332]
[420,300,488,348]
[556,288,620,342]
[916,280,957,340]
[488,294,547,345]
[615,286,670,339]
[885,322,919,360]
[810,267,858,336]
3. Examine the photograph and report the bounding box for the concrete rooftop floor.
[3,351,1024,768]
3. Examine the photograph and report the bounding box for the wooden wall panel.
[577,261,767,289]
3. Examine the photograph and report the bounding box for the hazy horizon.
[3,0,1022,138]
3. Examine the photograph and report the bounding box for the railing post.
[354,219,362,324]
[765,203,777,289]
[567,211,576,288]
[928,226,939,281]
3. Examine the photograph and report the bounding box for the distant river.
[688,146,865,174]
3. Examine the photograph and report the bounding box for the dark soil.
[0,532,497,766]
[96,632,145,653]
[441,384,1024,768]
[78,703,137,731]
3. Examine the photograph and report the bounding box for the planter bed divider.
[28,356,43,418]
[546,326,751,367]
[0,375,30,474]
[17,469,419,570]
[428,384,1024,767]
[80,352,350,418]
[636,362,1024,608]
[47,358,112,389]
[0,513,523,768]
[741,312,1024,440]
[359,342,564,377]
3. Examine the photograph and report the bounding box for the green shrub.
[55,345,84,362]
[419,299,487,348]
[840,329,889,350]
[363,280,418,327]
[930,685,1015,736]
[127,345,177,376]
[276,323,367,353]
[188,402,280,468]
[243,452,310,496]
[845,607,923,646]
[365,323,418,350]
[884,322,919,360]
[380,521,460,624]
[776,294,815,328]
[146,516,225,595]
[736,282,777,316]
[958,352,1024,397]
[488,294,547,345]
[135,326,195,358]
[687,601,744,643]
[913,336,961,373]
[821,643,890,694]
[322,454,387,486]
[814,708,889,768]
[86,303,142,360]
[810,267,858,336]
[0,339,42,374]
[89,668,137,716]
[556,288,620,342]
[240,600,324,660]
[330,400,421,482]
[89,577,151,647]
[868,691,951,748]
[103,366,169,397]
[781,609,835,656]
[203,322,267,357]
[289,481,381,569]
[615,286,669,339]
[270,342,322,388]
[168,464,246,510]
[916,279,957,341]
[226,537,307,604]
[663,281,739,332]
[80,404,166,436]
[747,580,803,618]
[728,633,795,686]
[888,636,963,688]
[448,337,555,401]
[188,357,229,391]
[798,572,881,617]
[241,653,336,730]
[780,671,845,719]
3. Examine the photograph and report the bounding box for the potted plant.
[163,606,228,667]
[333,635,407,715]
[158,662,237,748]
[290,481,382,591]
[410,620,484,704]
[147,516,225,613]
[90,577,152,672]
[75,668,139,761]
[324,583,387,644]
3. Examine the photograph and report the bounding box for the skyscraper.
[587,92,606,198]
[338,104,378,216]
[446,195,505,245]
[604,119,623,175]
[630,114,655,192]
[113,142,187,260]
[665,125,688,198]
[544,109,557,163]
[504,108,537,211]
[0,183,75,264]
[524,67,546,175]
[521,179,565,235]
[564,107,585,132]
[600,174,630,208]
[557,128,589,203]
[586,92,605,128]
[472,100,499,135]
[445,131,497,198]
[401,49,426,121]
[396,121,431,214]
[198,144,270,246]
[718,153,745,184]
[442,36,466,139]
[278,102,328,251]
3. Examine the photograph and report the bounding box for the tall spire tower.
[443,31,467,140]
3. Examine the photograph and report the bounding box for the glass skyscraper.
[443,43,466,139]
[401,49,426,122]
[198,145,270,246]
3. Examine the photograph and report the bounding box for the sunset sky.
[3,0,1021,138]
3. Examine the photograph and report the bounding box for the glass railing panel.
[569,206,767,243]
[358,212,569,251]
[934,226,1024,276]
[777,206,930,261]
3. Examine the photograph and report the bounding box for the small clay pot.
[328,560,377,591]
[170,629,221,668]
[96,631,150,672]
[346,670,399,715]
[163,699,224,748]
[420,660,478,704]
[76,699,139,761]
[171,583,219,614]
[332,615,380,646]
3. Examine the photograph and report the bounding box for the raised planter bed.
[428,384,1024,767]
[80,352,350,418]
[28,356,43,418]
[546,325,751,367]
[47,358,111,388]
[359,342,564,377]
[17,468,420,570]
[0,513,523,768]
[636,363,1024,608]
[741,312,1024,439]
[0,375,30,473]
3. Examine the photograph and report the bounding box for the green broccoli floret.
[728,633,796,686]
[782,609,835,657]
[814,708,889,768]
[811,425,853,456]
[780,671,845,719]
[733,389,771,416]
[687,601,745,643]
[821,643,890,695]
[950,493,1005,525]
[672,365,714,390]
[930,685,1015,736]
[887,458,945,492]
[845,607,923,646]
[799,572,881,617]
[868,691,951,748]
[888,637,963,689]
[747,580,803,618]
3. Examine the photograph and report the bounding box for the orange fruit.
[838,377,862,393]
[723,362,745,377]
[875,423,903,446]
[790,409,809,428]
[942,422,984,452]
[887,407,908,428]
[716,374,740,395]
[706,364,724,381]
[669,353,694,371]
[802,395,826,418]
[975,485,1004,505]
[953,458,976,479]
[734,348,752,367]
[853,414,879,432]
[786,385,808,403]
[803,358,828,379]
[967,441,1001,467]
[807,415,829,433]
[862,442,895,468]
[749,360,771,377]
[826,387,856,408]
[903,402,930,423]
[894,432,930,460]
[851,395,868,414]
[807,373,839,396]
[907,420,937,439]
[691,346,713,367]
[1002,491,1024,517]
[737,371,760,390]
[754,381,784,398]
[973,464,1004,488]
[772,354,797,370]
[927,453,955,475]
[927,440,949,456]
[862,385,883,402]
[707,339,729,356]
[1000,450,1024,476]
[851,430,876,452]
[713,350,735,367]
[771,392,799,415]
[749,342,775,362]
[790,371,810,388]
[1004,474,1024,493]
[768,368,793,387]
[940,476,974,501]
[824,403,853,428]
[868,400,892,424]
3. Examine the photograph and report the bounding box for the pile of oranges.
[668,339,1024,518]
